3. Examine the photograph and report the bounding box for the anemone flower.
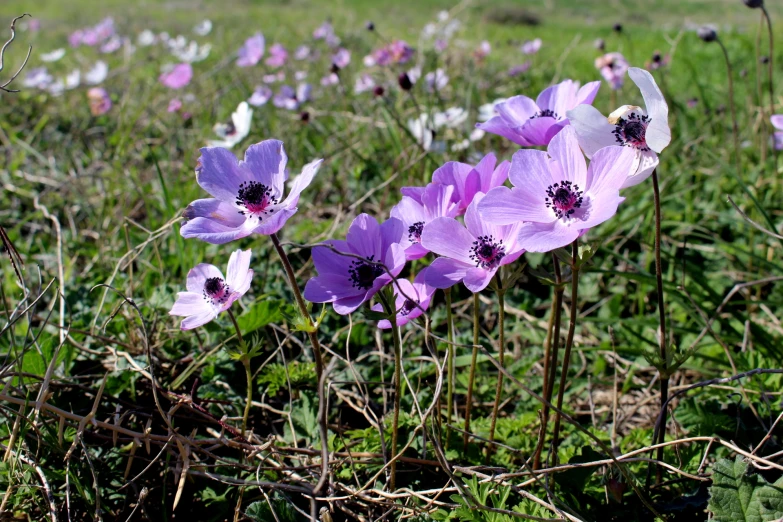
[433,107,468,129]
[478,98,507,122]
[771,115,783,150]
[391,183,459,260]
[159,63,193,89]
[477,127,634,252]
[421,193,524,292]
[508,62,531,77]
[170,249,253,330]
[23,68,53,89]
[181,140,322,244]
[237,33,265,67]
[354,74,375,94]
[208,101,252,149]
[476,79,600,146]
[40,48,65,63]
[321,73,339,86]
[567,67,671,187]
[138,30,156,46]
[431,152,510,214]
[65,70,81,90]
[265,43,288,68]
[473,40,491,60]
[408,114,437,151]
[370,269,436,329]
[167,98,182,113]
[248,85,273,106]
[521,38,542,55]
[194,20,212,36]
[100,36,123,54]
[172,41,211,63]
[87,88,112,116]
[273,84,311,110]
[304,215,406,314]
[332,48,351,69]
[85,61,108,85]
[295,45,311,60]
[595,52,628,90]
[425,68,448,92]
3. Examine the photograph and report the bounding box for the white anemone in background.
[566,67,670,187]
[477,98,507,122]
[85,61,108,85]
[138,29,156,46]
[172,41,211,63]
[433,107,467,129]
[193,20,212,36]
[208,102,253,149]
[40,48,65,62]
[65,70,81,89]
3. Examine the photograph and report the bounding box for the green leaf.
[236,299,287,335]
[708,456,783,522]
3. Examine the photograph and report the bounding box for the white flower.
[85,61,108,85]
[65,70,81,89]
[354,74,375,94]
[172,41,211,63]
[451,139,470,152]
[478,98,507,122]
[168,35,188,52]
[424,68,448,92]
[138,29,156,46]
[437,10,449,22]
[193,20,212,36]
[408,114,434,151]
[294,70,308,81]
[433,107,467,129]
[208,102,253,149]
[407,66,421,84]
[567,67,671,188]
[40,48,65,63]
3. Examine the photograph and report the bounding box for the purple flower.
[265,43,288,68]
[313,21,334,40]
[273,84,311,110]
[69,29,84,48]
[476,79,601,146]
[237,33,265,67]
[364,40,414,67]
[321,73,339,86]
[22,67,53,89]
[248,85,273,106]
[354,74,376,94]
[303,215,406,315]
[391,183,459,260]
[167,98,183,113]
[567,67,671,187]
[431,152,510,214]
[87,88,112,116]
[771,115,783,150]
[507,62,531,77]
[294,45,311,60]
[170,249,254,330]
[332,48,351,69]
[370,269,436,329]
[477,127,634,253]
[473,40,491,60]
[421,193,524,293]
[159,63,193,89]
[181,140,322,244]
[595,52,628,90]
[100,35,122,54]
[521,38,542,55]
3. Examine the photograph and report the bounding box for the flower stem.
[444,287,454,448]
[551,241,580,465]
[756,13,767,164]
[463,292,481,452]
[762,6,778,170]
[716,37,741,177]
[651,169,669,478]
[270,233,329,499]
[532,273,560,470]
[486,280,506,463]
[226,308,252,438]
[379,290,402,491]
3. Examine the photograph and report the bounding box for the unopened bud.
[373,86,385,97]
[697,26,717,42]
[743,0,763,8]
[398,72,412,91]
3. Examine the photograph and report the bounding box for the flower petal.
[180,309,218,330]
[621,149,659,189]
[566,104,616,158]
[575,81,601,106]
[225,249,253,293]
[516,220,580,253]
[548,126,587,187]
[310,240,352,276]
[420,217,474,264]
[509,149,553,191]
[463,267,496,293]
[281,158,322,208]
[629,67,670,153]
[588,145,637,194]
[242,139,288,196]
[196,147,253,201]
[424,257,471,289]
[332,294,369,315]
[182,198,245,227]
[180,216,253,244]
[170,291,211,316]
[186,263,224,292]
[347,214,382,259]
[475,117,530,146]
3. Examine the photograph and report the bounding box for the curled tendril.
[0,14,33,93]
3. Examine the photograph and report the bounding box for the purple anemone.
[370,269,436,329]
[237,33,265,67]
[430,152,510,214]
[390,183,459,260]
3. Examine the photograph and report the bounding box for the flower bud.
[300,111,310,122]
[365,21,375,31]
[743,0,763,8]
[697,26,717,42]
[330,63,340,74]
[398,72,412,91]
[373,85,385,97]
[612,23,622,33]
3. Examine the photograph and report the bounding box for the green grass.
[1,0,783,521]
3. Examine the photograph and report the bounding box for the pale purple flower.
[167,98,182,113]
[521,38,542,55]
[87,88,112,116]
[474,40,491,60]
[159,63,193,89]
[321,73,339,86]
[313,21,334,40]
[421,193,524,293]
[567,67,671,187]
[237,33,265,67]
[331,48,351,69]
[434,39,448,53]
[364,40,414,67]
[181,140,322,244]
[391,183,459,260]
[100,35,122,54]
[432,152,510,214]
[303,215,406,315]
[26,19,40,32]
[476,79,601,146]
[771,115,783,150]
[23,67,53,89]
[69,30,84,48]
[273,85,299,110]
[295,70,308,81]
[263,73,283,84]
[294,45,311,60]
[508,62,531,77]
[370,269,436,329]
[407,66,422,84]
[477,127,634,253]
[595,52,628,90]
[248,85,273,106]
[425,68,448,92]
[354,74,375,94]
[265,43,288,68]
[85,61,108,85]
[170,249,254,330]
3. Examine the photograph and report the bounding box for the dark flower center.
[545,181,583,219]
[408,221,424,243]
[469,235,506,269]
[530,109,559,120]
[612,112,650,151]
[203,277,230,304]
[401,298,418,316]
[224,121,236,136]
[236,181,279,217]
[348,255,384,290]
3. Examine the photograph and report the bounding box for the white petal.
[629,67,670,153]
[566,104,616,158]
[621,149,659,189]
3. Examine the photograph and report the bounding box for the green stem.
[463,292,481,452]
[487,279,506,463]
[380,290,402,491]
[444,287,454,448]
[551,241,580,465]
[651,169,669,480]
[269,234,329,502]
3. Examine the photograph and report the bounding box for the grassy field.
[1,0,783,521]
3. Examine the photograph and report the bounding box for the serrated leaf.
[708,456,783,522]
[236,299,287,334]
